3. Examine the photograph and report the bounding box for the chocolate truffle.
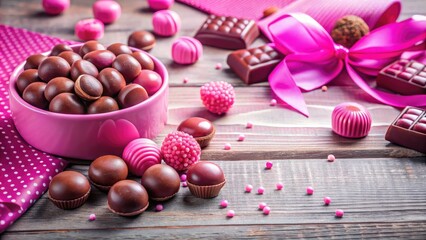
[88,155,128,191]
[141,164,180,201]
[22,82,48,109]
[50,43,73,56]
[331,15,370,48]
[97,68,126,96]
[44,77,75,101]
[48,171,91,209]
[58,51,82,66]
[131,51,155,71]
[107,180,149,216]
[117,84,149,108]
[70,59,99,80]
[16,69,41,94]
[133,69,162,96]
[112,54,142,82]
[186,161,225,198]
[107,43,132,56]
[88,96,119,114]
[24,54,47,70]
[38,56,71,82]
[74,74,103,101]
[83,50,116,70]
[128,30,156,51]
[177,117,215,148]
[49,92,86,114]
[79,40,106,57]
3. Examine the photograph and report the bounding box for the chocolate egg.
[127,30,156,51]
[24,54,47,70]
[70,59,99,80]
[112,54,141,82]
[58,51,82,66]
[16,69,41,94]
[22,82,48,109]
[117,84,149,108]
[107,180,149,216]
[97,68,126,96]
[49,92,86,114]
[74,74,103,101]
[83,50,116,70]
[87,96,119,114]
[177,117,215,148]
[133,69,162,96]
[48,171,91,209]
[186,161,225,198]
[141,164,180,201]
[131,51,155,70]
[50,43,73,56]
[88,155,128,191]
[38,56,71,82]
[44,77,75,101]
[79,40,106,56]
[107,43,132,56]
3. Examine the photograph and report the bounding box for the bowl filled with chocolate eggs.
[9,41,168,160]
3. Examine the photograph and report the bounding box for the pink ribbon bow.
[268,13,426,117]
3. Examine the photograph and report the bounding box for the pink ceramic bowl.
[9,44,168,160]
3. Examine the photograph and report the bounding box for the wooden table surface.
[1,0,426,239]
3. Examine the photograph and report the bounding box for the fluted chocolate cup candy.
[107,43,132,56]
[16,69,41,94]
[88,155,128,191]
[74,74,103,101]
[107,180,149,216]
[38,56,71,82]
[49,92,86,114]
[24,54,47,70]
[44,77,75,101]
[48,171,91,209]
[79,40,106,57]
[70,59,99,81]
[97,68,126,96]
[177,117,215,148]
[22,82,49,109]
[141,164,180,201]
[186,161,226,198]
[87,96,119,114]
[117,84,149,108]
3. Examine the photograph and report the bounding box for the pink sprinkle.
[246,122,253,129]
[265,161,273,169]
[306,186,314,195]
[257,187,265,195]
[321,86,328,92]
[224,143,232,150]
[324,197,332,205]
[88,213,96,221]
[270,99,277,106]
[263,206,271,215]
[237,134,245,141]
[183,77,189,84]
[226,210,235,218]
[215,63,222,70]
[245,184,253,193]
[335,209,344,218]
[327,154,335,162]
[220,200,229,208]
[155,204,164,212]
[276,183,283,190]
[182,181,188,187]
[258,202,267,210]
[180,174,187,182]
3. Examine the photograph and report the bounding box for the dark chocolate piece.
[187,161,225,186]
[117,84,149,108]
[44,77,75,102]
[49,171,90,201]
[377,59,426,95]
[107,180,149,216]
[227,44,284,84]
[194,15,259,50]
[22,82,48,109]
[49,93,86,114]
[141,164,180,201]
[385,106,426,153]
[98,68,126,96]
[88,96,119,114]
[88,155,128,191]
[38,56,71,82]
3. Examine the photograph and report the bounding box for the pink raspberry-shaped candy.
[200,81,235,115]
[161,131,201,171]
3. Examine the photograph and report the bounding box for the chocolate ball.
[50,43,73,56]
[16,69,41,94]
[133,69,162,96]
[22,82,48,109]
[58,51,82,66]
[49,92,86,114]
[88,155,128,191]
[98,68,126,96]
[107,43,132,56]
[70,59,99,80]
[131,51,155,71]
[117,84,149,108]
[177,117,215,148]
[38,56,71,82]
[83,50,116,70]
[74,74,103,101]
[48,171,91,209]
[107,180,149,216]
[88,96,119,114]
[141,164,180,201]
[23,54,47,70]
[112,54,141,82]
[187,161,225,186]
[44,77,75,101]
[128,30,156,51]
[331,15,370,48]
[79,40,106,57]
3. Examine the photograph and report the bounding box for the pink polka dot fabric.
[0,25,77,233]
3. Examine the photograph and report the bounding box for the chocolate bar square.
[194,15,259,50]
[227,44,284,84]
[385,106,426,153]
[377,59,426,95]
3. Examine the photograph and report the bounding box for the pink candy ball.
[224,143,232,150]
[258,202,267,210]
[93,0,122,24]
[152,10,181,37]
[172,37,203,65]
[257,187,265,195]
[147,0,174,10]
[88,213,96,221]
[180,174,187,182]
[226,210,235,218]
[75,19,105,41]
[133,70,163,96]
[327,154,336,162]
[122,138,162,177]
[245,184,253,193]
[161,131,201,171]
[324,197,332,205]
[265,161,273,169]
[220,200,228,208]
[335,209,344,218]
[306,186,314,195]
[200,81,235,115]
[331,102,372,138]
[263,206,271,215]
[155,204,164,211]
[276,183,283,190]
[42,0,70,15]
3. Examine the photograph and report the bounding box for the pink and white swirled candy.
[122,138,162,176]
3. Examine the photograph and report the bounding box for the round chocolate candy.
[131,51,155,70]
[44,77,75,101]
[58,51,82,66]
[87,96,119,114]
[22,82,49,109]
[49,92,86,114]
[48,171,91,209]
[107,43,132,56]
[107,180,149,216]
[97,68,126,96]
[186,161,225,198]
[38,56,71,82]
[127,30,156,51]
[50,43,73,56]
[74,74,103,101]
[133,69,162,96]
[88,155,128,191]
[331,15,370,48]
[177,117,215,148]
[83,50,116,70]
[79,40,106,57]
[70,59,99,80]
[112,54,142,82]
[16,69,41,94]
[117,84,149,109]
[23,54,47,70]
[141,164,180,201]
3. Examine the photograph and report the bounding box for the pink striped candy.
[122,138,162,177]
[172,37,203,65]
[331,102,372,138]
[152,10,181,37]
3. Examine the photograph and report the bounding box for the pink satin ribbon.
[268,13,426,117]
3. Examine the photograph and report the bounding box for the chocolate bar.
[194,15,259,50]
[227,44,284,84]
[377,59,426,95]
[385,106,426,153]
